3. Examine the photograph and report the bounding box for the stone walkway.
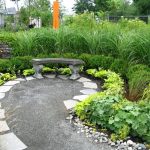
[0,76,112,150]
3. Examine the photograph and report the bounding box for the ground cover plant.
[75,69,150,143]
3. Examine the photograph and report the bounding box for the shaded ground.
[1,78,111,150]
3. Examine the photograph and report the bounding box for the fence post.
[148,16,150,24]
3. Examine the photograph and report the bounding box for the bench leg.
[33,64,43,79]
[69,65,80,80]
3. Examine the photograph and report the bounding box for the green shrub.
[86,69,98,76]
[42,67,56,74]
[58,68,72,75]
[10,56,33,72]
[110,59,128,76]
[0,79,4,85]
[0,73,16,81]
[0,59,12,73]
[23,69,35,76]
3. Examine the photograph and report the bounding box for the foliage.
[142,84,150,101]
[75,69,150,143]
[23,69,35,76]
[10,56,33,72]
[127,64,150,100]
[42,67,55,74]
[0,73,16,81]
[58,68,72,75]
[73,0,95,14]
[133,0,150,15]
[1,21,149,67]
[0,79,4,85]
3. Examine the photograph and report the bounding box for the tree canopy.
[73,0,148,15]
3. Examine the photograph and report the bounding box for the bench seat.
[31,58,85,80]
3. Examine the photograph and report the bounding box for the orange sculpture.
[53,0,60,29]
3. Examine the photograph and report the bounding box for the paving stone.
[63,100,78,110]
[25,76,36,81]
[83,82,97,89]
[0,86,12,93]
[73,95,89,101]
[4,81,20,86]
[0,93,5,99]
[15,78,26,82]
[44,74,56,79]
[0,121,9,132]
[80,89,97,95]
[0,132,27,150]
[0,109,5,119]
[57,75,69,80]
[77,77,91,83]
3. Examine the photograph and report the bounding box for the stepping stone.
[0,86,12,93]
[25,76,36,81]
[0,109,5,119]
[4,81,20,86]
[44,74,56,79]
[15,78,26,82]
[0,93,5,99]
[77,77,91,83]
[0,132,27,150]
[83,82,97,89]
[57,75,69,80]
[73,95,89,101]
[63,100,78,110]
[80,89,97,95]
[0,121,9,132]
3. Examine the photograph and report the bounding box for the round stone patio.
[0,77,112,150]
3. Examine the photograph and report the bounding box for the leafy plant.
[23,69,35,76]
[42,67,55,74]
[58,68,72,75]
[0,73,16,81]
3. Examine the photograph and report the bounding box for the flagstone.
[0,133,27,150]
[0,93,5,99]
[15,78,26,82]
[73,95,89,101]
[0,86,12,93]
[77,77,91,83]
[0,109,5,119]
[44,74,56,79]
[63,100,78,110]
[4,81,20,86]
[0,121,9,132]
[83,82,97,89]
[80,89,97,95]
[25,76,36,81]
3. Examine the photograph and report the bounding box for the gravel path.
[1,78,112,150]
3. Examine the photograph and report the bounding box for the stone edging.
[63,77,98,110]
[0,78,28,150]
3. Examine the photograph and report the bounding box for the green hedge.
[0,53,149,100]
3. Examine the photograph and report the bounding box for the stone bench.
[31,58,85,80]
